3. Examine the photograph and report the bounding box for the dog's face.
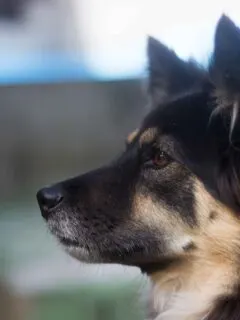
[37,15,240,270]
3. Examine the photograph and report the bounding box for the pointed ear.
[210,16,240,213]
[147,36,205,104]
[210,15,240,98]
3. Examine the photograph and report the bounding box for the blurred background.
[0,0,239,319]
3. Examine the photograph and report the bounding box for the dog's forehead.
[140,93,214,156]
[126,90,223,177]
[142,91,213,144]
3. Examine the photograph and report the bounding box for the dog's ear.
[147,37,205,104]
[210,15,240,213]
[210,15,240,100]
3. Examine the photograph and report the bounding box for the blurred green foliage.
[31,282,144,320]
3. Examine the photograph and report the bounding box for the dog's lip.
[59,237,79,247]
[38,201,62,214]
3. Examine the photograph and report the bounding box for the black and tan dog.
[37,15,240,320]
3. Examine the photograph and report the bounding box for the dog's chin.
[63,245,94,263]
[46,227,95,263]
[52,235,96,263]
[56,236,100,263]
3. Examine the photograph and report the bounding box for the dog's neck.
[145,222,240,320]
[144,250,240,320]
[147,260,232,320]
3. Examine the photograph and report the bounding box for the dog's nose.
[37,186,63,219]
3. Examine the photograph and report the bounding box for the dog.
[37,15,240,320]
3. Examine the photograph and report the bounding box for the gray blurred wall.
[0,80,146,201]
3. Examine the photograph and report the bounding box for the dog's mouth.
[59,237,79,247]
[47,221,81,248]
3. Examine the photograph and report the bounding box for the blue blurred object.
[0,51,142,85]
[0,52,93,85]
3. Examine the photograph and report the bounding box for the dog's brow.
[139,128,158,147]
[126,129,139,145]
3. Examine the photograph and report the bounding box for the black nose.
[37,185,63,220]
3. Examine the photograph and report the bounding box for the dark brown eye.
[152,151,170,168]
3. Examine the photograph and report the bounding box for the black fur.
[210,15,240,95]
[206,287,240,320]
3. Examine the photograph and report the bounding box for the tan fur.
[147,180,240,320]
[139,128,158,147]
[126,129,139,145]
[133,169,195,261]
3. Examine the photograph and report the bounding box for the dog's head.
[37,15,240,271]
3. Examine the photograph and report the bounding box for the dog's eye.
[143,150,171,169]
[153,151,170,168]
[142,146,172,169]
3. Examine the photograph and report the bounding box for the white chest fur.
[150,285,210,320]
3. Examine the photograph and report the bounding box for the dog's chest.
[147,285,210,320]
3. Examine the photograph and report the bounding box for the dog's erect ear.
[210,15,240,98]
[147,37,205,104]
[210,15,240,213]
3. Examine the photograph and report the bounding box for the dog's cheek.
[132,192,194,256]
